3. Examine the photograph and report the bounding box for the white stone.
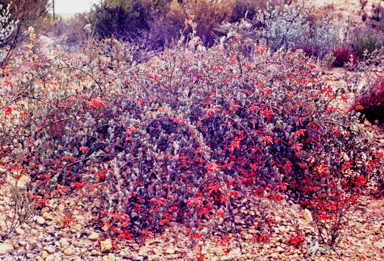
[0,244,14,255]
[100,239,112,252]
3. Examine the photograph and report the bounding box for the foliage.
[352,27,384,60]
[250,0,339,57]
[1,176,36,239]
[0,3,17,63]
[332,45,359,67]
[0,0,51,67]
[0,19,383,254]
[155,0,236,46]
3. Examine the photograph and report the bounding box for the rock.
[276,246,284,252]
[88,232,99,241]
[36,216,45,225]
[64,248,74,256]
[106,253,116,261]
[374,239,384,248]
[290,204,301,213]
[15,227,24,235]
[59,238,69,249]
[0,244,14,255]
[18,241,27,246]
[270,253,279,258]
[40,207,50,216]
[100,239,112,252]
[41,250,48,259]
[131,212,139,219]
[28,239,37,246]
[46,254,62,261]
[248,229,258,234]
[17,175,31,189]
[44,245,55,254]
[57,205,65,213]
[165,248,175,254]
[0,168,6,174]
[302,209,313,223]
[26,252,35,258]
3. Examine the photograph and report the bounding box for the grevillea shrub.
[0,23,383,253]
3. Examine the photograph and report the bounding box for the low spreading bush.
[0,20,383,254]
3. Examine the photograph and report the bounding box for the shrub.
[0,22,382,253]
[251,0,339,57]
[352,27,384,60]
[0,0,51,67]
[354,78,384,123]
[152,0,236,46]
[229,0,267,22]
[0,3,17,63]
[332,45,359,67]
[88,0,148,40]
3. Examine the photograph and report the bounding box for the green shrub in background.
[353,27,384,60]
[252,0,339,57]
[88,0,145,40]
[88,0,172,41]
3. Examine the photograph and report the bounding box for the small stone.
[57,205,65,213]
[46,254,62,261]
[100,239,112,252]
[18,241,27,247]
[41,250,48,259]
[36,216,45,225]
[59,238,69,249]
[270,253,279,258]
[165,248,175,254]
[374,239,384,248]
[107,253,116,261]
[64,248,74,256]
[88,232,99,241]
[15,227,24,235]
[28,239,37,246]
[44,246,55,254]
[16,175,31,189]
[374,119,380,125]
[0,244,14,255]
[302,209,313,223]
[276,246,284,252]
[40,207,50,216]
[26,252,34,258]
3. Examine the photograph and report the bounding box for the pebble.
[41,250,48,259]
[88,231,99,241]
[45,245,55,254]
[100,239,112,252]
[36,216,45,225]
[64,248,74,256]
[59,238,69,249]
[165,248,175,254]
[0,244,14,255]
